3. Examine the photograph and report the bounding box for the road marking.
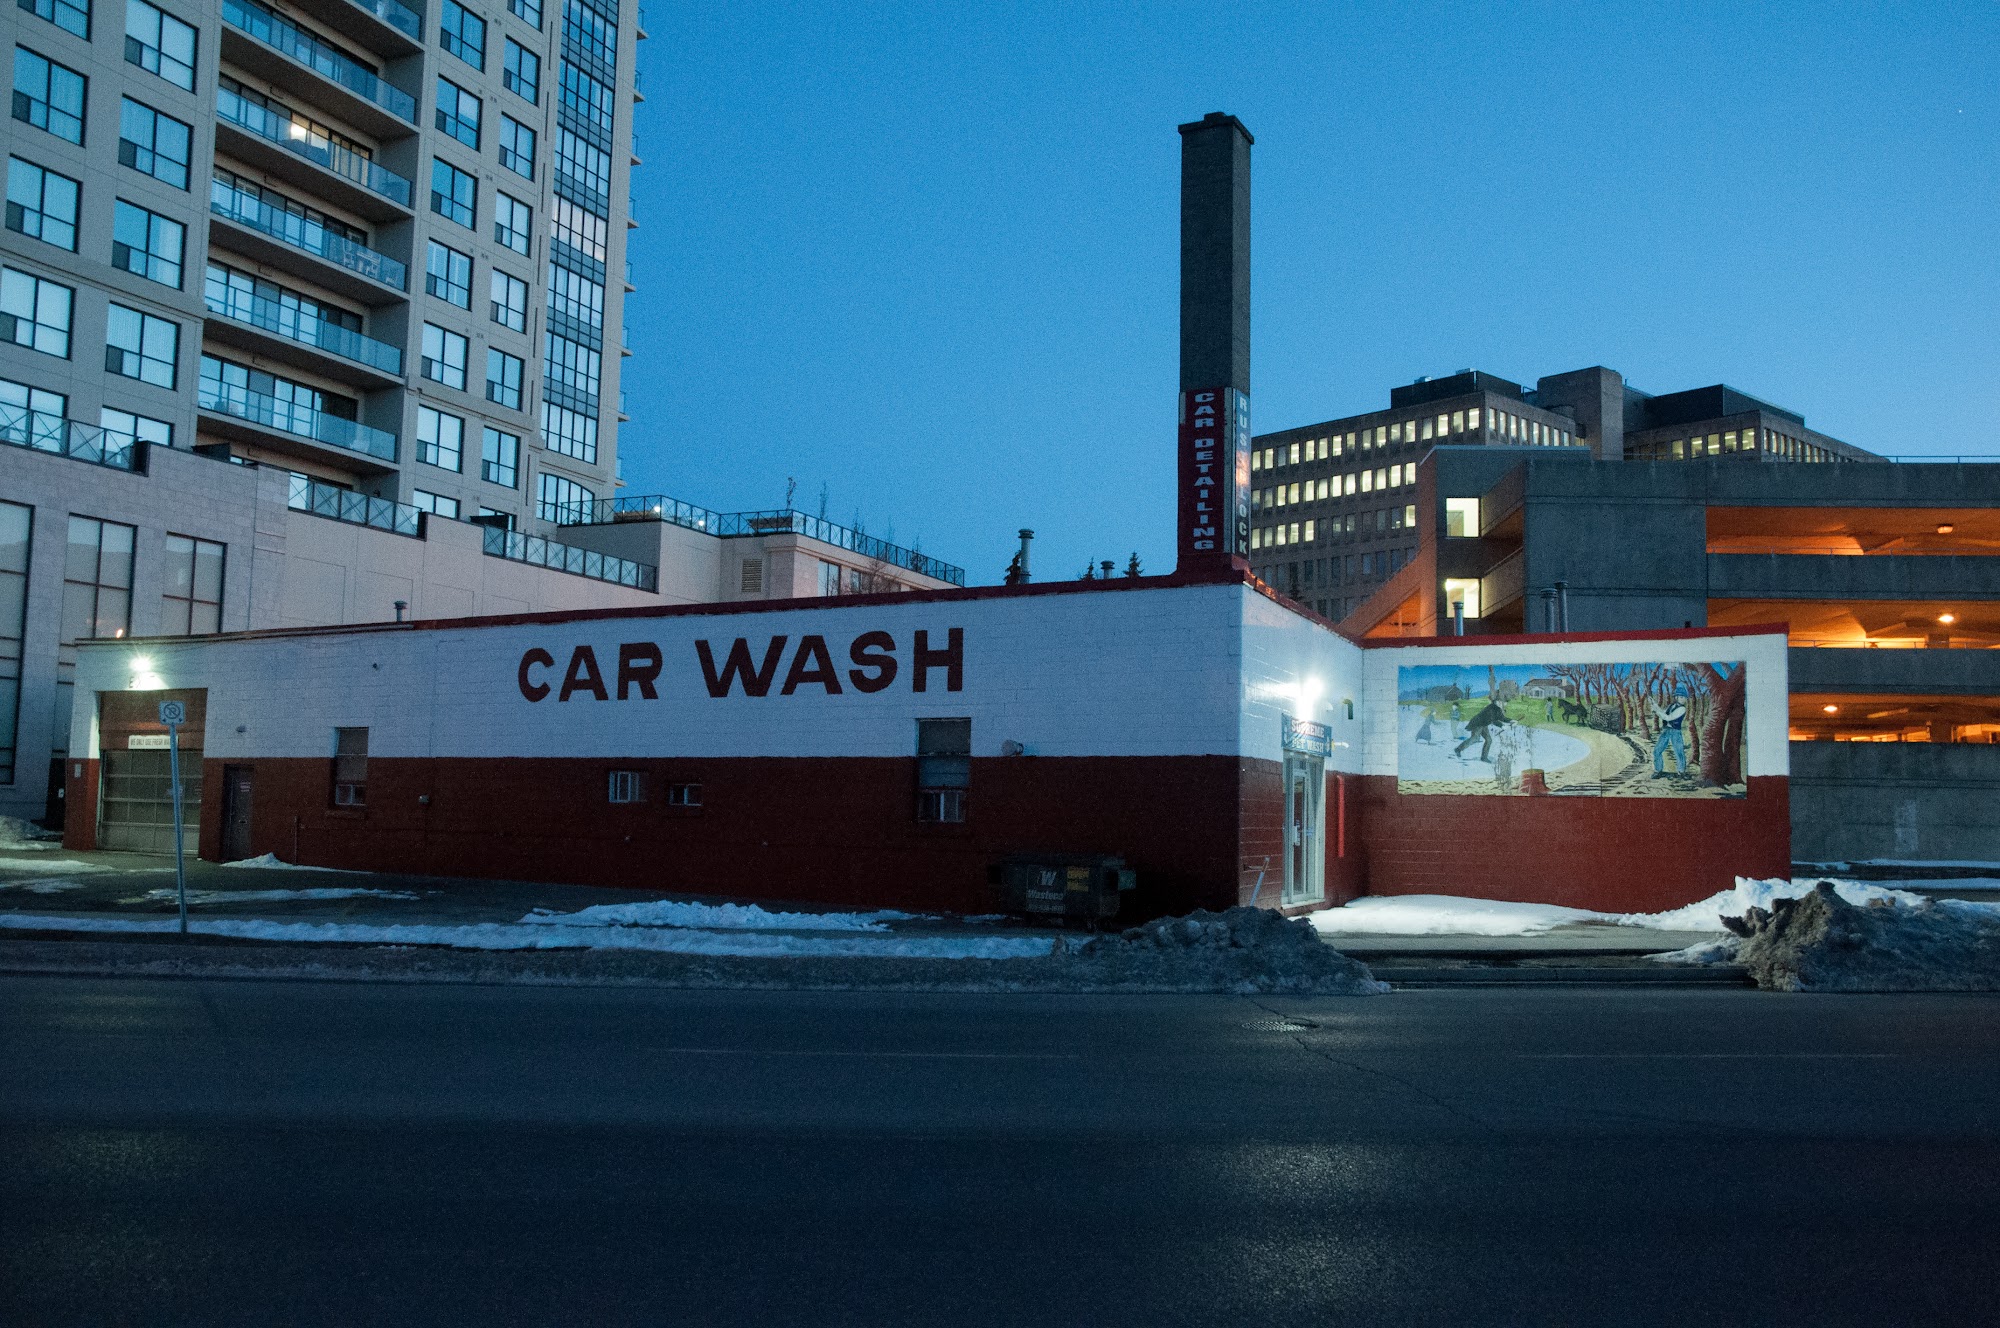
[1518,1053,1897,1060]
[658,1048,1082,1060]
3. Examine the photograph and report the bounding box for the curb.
[1377,964,1751,988]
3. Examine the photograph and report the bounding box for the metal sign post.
[158,700,188,936]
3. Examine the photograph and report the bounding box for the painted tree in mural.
[1693,662,1746,787]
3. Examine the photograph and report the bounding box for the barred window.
[5,157,79,251]
[425,240,472,307]
[161,534,224,635]
[480,425,518,487]
[439,0,485,69]
[504,39,539,102]
[125,0,196,89]
[118,97,191,188]
[13,47,87,144]
[416,404,463,471]
[540,401,597,463]
[112,200,184,288]
[421,323,468,389]
[435,77,481,148]
[490,268,528,331]
[106,303,178,388]
[430,158,476,228]
[494,192,532,255]
[536,470,592,523]
[0,268,72,357]
[484,347,523,409]
[498,115,536,179]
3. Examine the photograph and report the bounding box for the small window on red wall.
[916,718,969,823]
[608,770,644,803]
[332,728,367,806]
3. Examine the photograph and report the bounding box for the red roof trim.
[1355,623,1793,649]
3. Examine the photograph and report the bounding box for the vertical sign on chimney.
[1176,112,1252,574]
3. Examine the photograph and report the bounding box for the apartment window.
[118,98,191,188]
[424,240,472,308]
[331,727,367,806]
[3,379,67,453]
[420,323,467,389]
[62,516,135,642]
[536,471,591,523]
[159,533,224,635]
[99,406,171,450]
[540,400,596,463]
[430,158,476,228]
[439,0,485,69]
[666,782,701,808]
[1,268,72,357]
[435,77,481,148]
[0,500,28,783]
[12,48,86,144]
[547,264,603,328]
[479,425,517,486]
[476,506,513,528]
[23,0,90,39]
[105,304,177,388]
[507,0,539,28]
[558,58,613,133]
[551,196,606,262]
[494,192,532,255]
[1442,578,1482,620]
[124,0,195,89]
[915,718,970,824]
[490,268,527,331]
[498,115,535,179]
[544,332,600,405]
[416,404,463,470]
[817,559,843,597]
[606,769,642,803]
[5,157,79,250]
[111,200,184,288]
[553,128,610,202]
[503,39,539,102]
[484,347,523,409]
[411,489,459,519]
[1404,504,1418,529]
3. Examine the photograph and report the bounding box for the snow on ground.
[1805,859,2000,872]
[0,912,1053,960]
[1612,877,1928,932]
[1080,907,1386,994]
[0,878,89,894]
[0,816,61,849]
[520,899,915,932]
[136,886,422,905]
[0,858,118,875]
[1309,896,1604,937]
[220,853,351,872]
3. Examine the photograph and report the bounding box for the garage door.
[98,745,202,854]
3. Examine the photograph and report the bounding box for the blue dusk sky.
[621,2,1997,585]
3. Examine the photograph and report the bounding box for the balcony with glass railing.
[205,285,404,377]
[287,471,422,535]
[198,377,398,463]
[221,0,417,123]
[482,526,657,591]
[344,0,422,42]
[216,85,413,209]
[1,404,141,471]
[209,179,407,290]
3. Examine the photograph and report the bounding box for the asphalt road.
[3,977,1998,1327]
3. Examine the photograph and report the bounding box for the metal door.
[1281,753,1326,905]
[221,765,254,862]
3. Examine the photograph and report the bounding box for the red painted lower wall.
[1353,774,1791,913]
[188,753,1249,919]
[63,758,97,852]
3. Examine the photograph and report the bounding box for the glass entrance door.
[1281,754,1326,906]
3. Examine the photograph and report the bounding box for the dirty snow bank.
[1654,882,2000,992]
[1614,877,1926,933]
[0,816,61,849]
[521,899,913,932]
[1077,907,1386,995]
[220,853,349,872]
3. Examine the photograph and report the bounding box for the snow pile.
[1718,881,2000,992]
[521,899,912,932]
[1311,895,1602,937]
[0,816,60,849]
[221,853,347,872]
[137,886,421,905]
[1614,877,1925,932]
[1076,907,1386,995]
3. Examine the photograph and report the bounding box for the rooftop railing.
[210,179,407,289]
[482,525,657,591]
[287,472,422,536]
[222,0,418,122]
[0,404,140,471]
[555,495,965,586]
[217,85,414,208]
[198,377,398,462]
[346,0,422,42]
[205,285,404,376]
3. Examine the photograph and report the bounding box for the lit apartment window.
[112,200,184,288]
[6,157,79,250]
[160,534,224,635]
[426,241,472,307]
[421,323,468,389]
[411,489,459,519]
[117,98,191,189]
[916,718,970,823]
[13,48,86,145]
[498,116,535,179]
[1250,450,1260,473]
[62,516,136,642]
[1442,578,1481,620]
[105,304,178,388]
[439,0,485,69]
[331,727,367,806]
[1360,470,1373,494]
[435,77,481,148]
[480,426,518,487]
[128,1,198,89]
[430,159,476,228]
[504,39,539,102]
[1404,504,1416,528]
[416,405,463,471]
[485,347,523,409]
[1451,410,1465,433]
[0,268,72,357]
[494,192,532,255]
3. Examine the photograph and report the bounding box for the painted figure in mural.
[1453,698,1508,762]
[1544,696,1556,721]
[1416,710,1438,744]
[1449,699,1465,740]
[1651,688,1691,776]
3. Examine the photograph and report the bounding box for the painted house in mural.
[66,570,1792,916]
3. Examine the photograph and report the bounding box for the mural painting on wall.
[1396,661,1748,798]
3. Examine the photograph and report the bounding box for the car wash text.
[517,628,965,702]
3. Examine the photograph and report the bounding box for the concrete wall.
[1790,742,2000,864]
